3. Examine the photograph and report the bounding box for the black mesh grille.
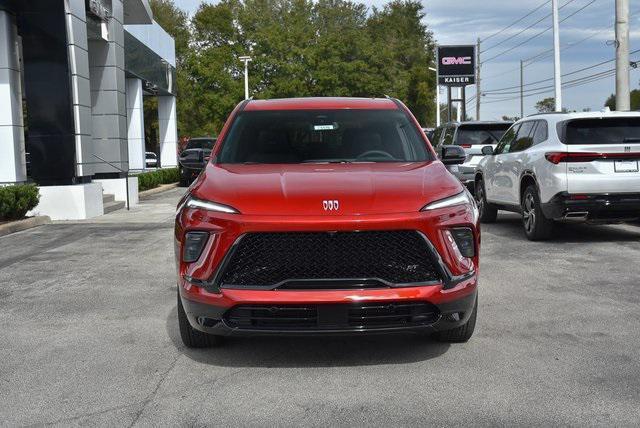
[224,302,440,331]
[218,231,441,288]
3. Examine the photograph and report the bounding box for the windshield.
[562,118,640,145]
[455,124,511,146]
[186,139,216,150]
[217,109,431,164]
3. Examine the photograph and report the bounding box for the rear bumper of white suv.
[541,192,640,222]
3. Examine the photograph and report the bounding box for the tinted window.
[494,124,520,155]
[431,127,444,146]
[455,124,511,146]
[442,126,455,146]
[561,117,640,144]
[186,139,216,150]
[532,120,548,145]
[510,121,535,153]
[218,109,431,164]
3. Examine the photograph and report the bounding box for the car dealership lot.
[1,188,639,426]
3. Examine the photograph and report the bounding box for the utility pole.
[239,56,252,100]
[551,0,562,112]
[615,0,630,111]
[476,37,481,120]
[520,60,524,119]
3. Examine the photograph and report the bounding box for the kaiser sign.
[437,45,476,86]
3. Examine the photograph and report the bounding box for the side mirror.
[441,146,467,165]
[481,145,494,155]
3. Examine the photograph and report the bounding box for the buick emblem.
[323,200,339,211]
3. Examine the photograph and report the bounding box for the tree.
[535,97,556,113]
[159,0,438,134]
[604,90,640,110]
[147,0,204,142]
[502,115,520,122]
[367,1,436,125]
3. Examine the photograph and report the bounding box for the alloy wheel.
[523,193,536,234]
[475,184,485,215]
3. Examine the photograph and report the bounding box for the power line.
[480,6,639,82]
[479,67,627,104]
[524,24,612,65]
[481,0,551,47]
[482,68,616,98]
[482,48,640,94]
[482,0,599,64]
[482,0,578,53]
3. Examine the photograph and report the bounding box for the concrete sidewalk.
[58,187,186,225]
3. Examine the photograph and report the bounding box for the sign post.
[437,45,475,122]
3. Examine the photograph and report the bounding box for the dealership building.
[0,0,177,219]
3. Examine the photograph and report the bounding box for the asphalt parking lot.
[1,187,640,426]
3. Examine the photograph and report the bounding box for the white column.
[126,78,145,170]
[0,11,26,183]
[158,95,178,168]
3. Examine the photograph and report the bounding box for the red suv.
[175,97,479,347]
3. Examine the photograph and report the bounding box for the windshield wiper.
[302,159,354,164]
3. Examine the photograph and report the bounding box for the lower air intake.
[224,302,440,331]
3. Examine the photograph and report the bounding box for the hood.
[192,161,462,216]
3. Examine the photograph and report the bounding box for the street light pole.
[551,0,562,112]
[239,56,252,100]
[429,66,440,127]
[615,0,630,111]
[520,60,524,119]
[476,37,481,121]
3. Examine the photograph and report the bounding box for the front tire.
[521,185,554,241]
[475,178,498,223]
[178,167,189,187]
[436,296,477,343]
[177,291,221,348]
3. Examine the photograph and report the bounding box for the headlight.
[421,189,475,211]
[184,196,239,214]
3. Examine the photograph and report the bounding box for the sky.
[174,0,639,120]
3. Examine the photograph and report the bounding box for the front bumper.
[176,193,480,337]
[179,278,478,336]
[541,192,640,222]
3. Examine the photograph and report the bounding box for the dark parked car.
[432,121,512,189]
[178,137,216,186]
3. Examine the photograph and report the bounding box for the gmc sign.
[437,45,475,86]
[441,56,472,66]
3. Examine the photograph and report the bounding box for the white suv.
[474,111,640,240]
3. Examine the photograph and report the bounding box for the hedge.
[136,168,180,192]
[0,184,40,221]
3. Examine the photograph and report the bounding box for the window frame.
[494,123,520,155]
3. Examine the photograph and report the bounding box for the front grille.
[224,302,440,331]
[217,231,441,288]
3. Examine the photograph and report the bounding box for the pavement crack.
[128,352,181,427]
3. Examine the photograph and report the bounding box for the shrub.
[0,184,40,221]
[137,168,180,192]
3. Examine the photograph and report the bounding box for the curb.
[138,182,180,200]
[0,216,51,237]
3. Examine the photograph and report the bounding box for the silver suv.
[475,111,640,240]
[432,121,512,189]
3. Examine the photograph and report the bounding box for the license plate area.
[614,160,639,172]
